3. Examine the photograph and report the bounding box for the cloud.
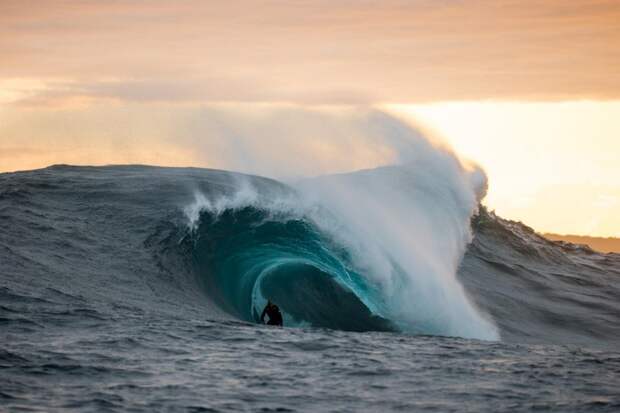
[1,0,619,105]
[9,78,376,107]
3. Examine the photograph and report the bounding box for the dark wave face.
[460,208,620,346]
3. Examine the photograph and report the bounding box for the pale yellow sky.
[1,1,619,237]
[389,101,620,237]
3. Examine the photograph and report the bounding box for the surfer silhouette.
[260,300,283,326]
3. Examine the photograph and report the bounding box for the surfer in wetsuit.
[260,300,283,326]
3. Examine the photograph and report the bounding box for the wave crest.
[185,164,498,340]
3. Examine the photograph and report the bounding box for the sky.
[1,0,619,236]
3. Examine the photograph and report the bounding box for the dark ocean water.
[2,165,620,412]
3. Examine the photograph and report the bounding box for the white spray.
[181,106,499,340]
